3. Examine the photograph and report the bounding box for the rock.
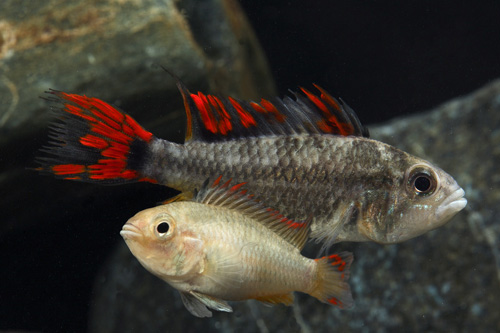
[0,0,274,140]
[88,80,500,332]
[0,1,274,330]
[0,0,274,235]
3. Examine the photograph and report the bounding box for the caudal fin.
[36,90,158,184]
[311,251,354,309]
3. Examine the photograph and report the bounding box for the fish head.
[358,158,467,244]
[120,204,204,280]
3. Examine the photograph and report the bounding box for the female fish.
[120,178,353,317]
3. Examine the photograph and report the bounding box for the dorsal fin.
[194,177,310,250]
[176,81,369,142]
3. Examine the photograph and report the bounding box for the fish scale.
[146,134,406,243]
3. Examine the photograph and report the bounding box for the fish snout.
[435,186,467,222]
[120,222,143,240]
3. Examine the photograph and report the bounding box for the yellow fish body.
[120,178,353,317]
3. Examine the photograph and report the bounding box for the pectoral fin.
[180,291,233,318]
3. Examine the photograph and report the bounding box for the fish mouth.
[120,223,142,240]
[435,187,467,221]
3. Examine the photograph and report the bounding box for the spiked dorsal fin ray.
[194,177,310,250]
[176,81,369,143]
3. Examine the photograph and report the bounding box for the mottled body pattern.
[145,134,461,244]
[37,82,466,246]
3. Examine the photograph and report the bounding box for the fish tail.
[310,251,354,309]
[36,90,158,184]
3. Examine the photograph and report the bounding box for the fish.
[120,177,354,317]
[36,80,467,246]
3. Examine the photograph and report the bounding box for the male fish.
[37,81,467,246]
[120,178,353,317]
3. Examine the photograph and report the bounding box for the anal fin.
[180,291,233,318]
[254,293,294,306]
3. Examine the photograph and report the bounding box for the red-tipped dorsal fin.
[177,83,369,143]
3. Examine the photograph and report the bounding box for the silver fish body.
[37,84,466,246]
[145,134,466,245]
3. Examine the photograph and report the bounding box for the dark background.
[2,1,500,332]
[242,0,500,125]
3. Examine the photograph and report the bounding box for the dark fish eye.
[411,172,436,195]
[414,175,431,192]
[156,222,170,234]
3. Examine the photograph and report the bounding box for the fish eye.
[406,165,438,197]
[413,174,433,193]
[153,213,175,238]
[156,222,170,235]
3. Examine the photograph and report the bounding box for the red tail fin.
[311,251,354,309]
[36,90,157,184]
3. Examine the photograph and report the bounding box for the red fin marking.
[52,164,86,175]
[125,115,153,142]
[208,95,232,135]
[316,120,333,134]
[286,220,306,229]
[37,91,155,184]
[65,104,96,123]
[300,87,330,114]
[300,87,348,136]
[315,254,347,272]
[212,96,230,119]
[259,99,286,122]
[101,141,130,159]
[328,254,347,272]
[80,134,109,149]
[228,97,257,128]
[87,104,122,131]
[179,82,367,141]
[91,97,126,123]
[90,122,130,145]
[327,297,341,306]
[312,84,341,111]
[191,93,217,133]
[88,159,138,180]
[198,93,219,134]
[249,101,267,114]
[62,93,123,132]
[311,251,353,309]
[138,177,158,184]
[212,175,224,187]
[229,182,247,192]
[300,86,356,136]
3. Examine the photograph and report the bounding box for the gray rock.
[0,0,274,141]
[0,0,274,235]
[89,80,500,332]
